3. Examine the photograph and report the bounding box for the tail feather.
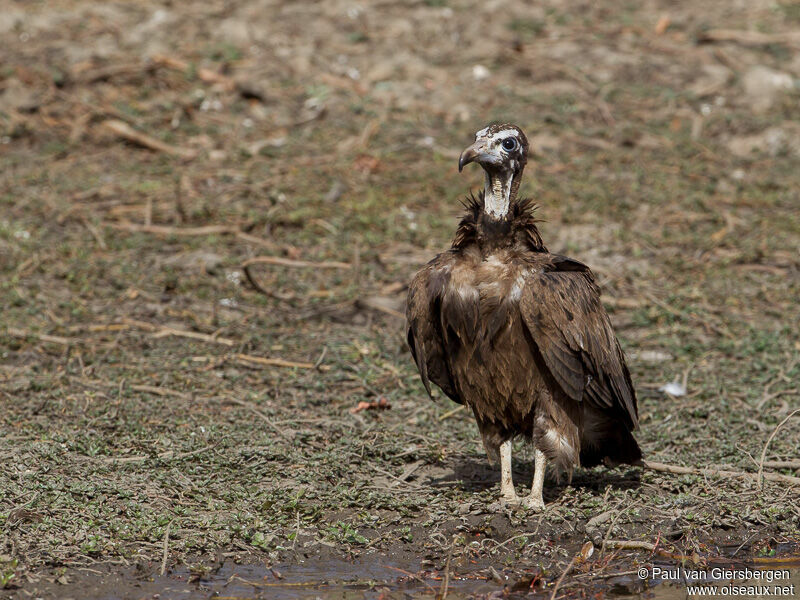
[580,405,643,467]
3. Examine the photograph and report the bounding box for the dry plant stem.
[242,256,350,270]
[549,553,579,600]
[645,460,800,486]
[235,353,330,371]
[762,460,800,469]
[161,521,172,576]
[381,565,436,592]
[122,318,235,346]
[102,119,197,159]
[438,405,466,421]
[699,29,800,48]
[108,222,279,249]
[7,328,80,346]
[102,444,215,464]
[758,409,800,489]
[603,540,657,552]
[223,398,291,440]
[439,541,453,600]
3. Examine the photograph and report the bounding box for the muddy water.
[644,564,799,600]
[128,558,496,599]
[118,560,798,600]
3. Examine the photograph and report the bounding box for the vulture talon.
[406,123,643,511]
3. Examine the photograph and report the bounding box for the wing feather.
[406,255,462,404]
[519,256,638,429]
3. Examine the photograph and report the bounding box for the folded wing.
[519,256,639,430]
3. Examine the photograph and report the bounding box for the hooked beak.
[458,141,485,173]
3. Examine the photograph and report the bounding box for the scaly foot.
[521,495,545,511]
[488,493,521,512]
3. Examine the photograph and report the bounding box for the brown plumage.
[406,123,642,510]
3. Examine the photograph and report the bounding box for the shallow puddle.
[109,559,799,600]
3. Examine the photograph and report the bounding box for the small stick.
[644,460,800,486]
[698,29,800,48]
[122,318,235,347]
[109,223,237,236]
[7,328,79,346]
[382,565,436,592]
[107,222,278,249]
[161,521,172,576]
[224,398,290,440]
[439,539,454,600]
[549,554,579,600]
[103,444,214,464]
[129,384,190,399]
[102,119,197,159]
[761,460,800,470]
[235,353,331,371]
[758,409,800,490]
[603,540,656,552]
[82,218,107,249]
[438,405,465,421]
[242,256,350,270]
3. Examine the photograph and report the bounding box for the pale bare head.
[458,123,530,219]
[458,123,529,175]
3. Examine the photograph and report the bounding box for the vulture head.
[458,123,529,219]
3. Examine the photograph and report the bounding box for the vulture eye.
[502,138,517,151]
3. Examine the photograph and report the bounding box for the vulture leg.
[499,440,521,505]
[522,449,546,511]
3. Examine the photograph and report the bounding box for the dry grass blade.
[235,353,330,371]
[101,119,197,159]
[223,398,291,440]
[699,29,800,48]
[758,409,800,489]
[161,521,172,576]
[242,256,350,270]
[7,327,81,346]
[122,319,235,347]
[645,460,800,486]
[109,223,237,236]
[603,540,656,552]
[102,444,215,464]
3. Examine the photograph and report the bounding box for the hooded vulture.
[406,123,642,510]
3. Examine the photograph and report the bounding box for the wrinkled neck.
[483,168,522,219]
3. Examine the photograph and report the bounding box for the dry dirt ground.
[1,0,800,597]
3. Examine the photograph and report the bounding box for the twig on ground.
[242,255,349,298]
[235,353,331,371]
[102,444,215,464]
[129,384,190,399]
[242,255,350,269]
[109,222,237,236]
[698,29,800,48]
[151,55,237,91]
[440,538,454,600]
[439,405,465,421]
[382,565,436,592]
[7,328,81,346]
[107,222,278,249]
[101,119,197,159]
[551,542,594,600]
[223,398,290,440]
[758,409,800,489]
[645,460,800,486]
[549,555,578,600]
[761,460,800,470]
[603,540,656,552]
[161,521,172,576]
[122,318,235,347]
[81,218,107,249]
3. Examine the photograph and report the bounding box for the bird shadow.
[429,454,642,499]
